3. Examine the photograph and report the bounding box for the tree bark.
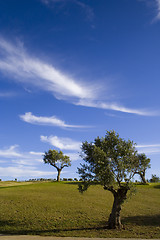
[57,169,61,182]
[108,187,128,229]
[140,172,146,184]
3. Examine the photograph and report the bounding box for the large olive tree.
[43,149,71,181]
[78,130,150,229]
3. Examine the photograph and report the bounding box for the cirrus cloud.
[0,145,22,158]
[140,0,160,22]
[41,135,81,150]
[151,0,160,21]
[41,0,94,22]
[137,143,160,155]
[76,99,159,116]
[0,145,53,179]
[0,37,158,116]
[0,166,55,178]
[20,112,88,128]
[0,37,95,100]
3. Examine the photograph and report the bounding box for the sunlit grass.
[0,181,159,238]
[0,181,36,187]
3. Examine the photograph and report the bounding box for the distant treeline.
[0,175,159,183]
[26,178,80,182]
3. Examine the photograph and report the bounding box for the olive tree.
[78,130,150,229]
[135,153,150,184]
[43,149,71,181]
[150,174,160,183]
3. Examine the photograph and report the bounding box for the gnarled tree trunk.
[57,169,61,181]
[108,186,129,229]
[139,171,146,184]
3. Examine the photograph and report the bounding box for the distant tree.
[43,149,71,181]
[78,130,150,229]
[68,178,73,181]
[150,174,160,183]
[134,153,151,184]
[63,178,68,181]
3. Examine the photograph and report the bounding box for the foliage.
[43,149,71,181]
[43,149,71,168]
[78,130,151,229]
[68,178,73,181]
[150,174,160,183]
[63,178,68,181]
[135,153,150,183]
[78,130,140,191]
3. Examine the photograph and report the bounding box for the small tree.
[150,174,160,183]
[135,153,150,184]
[43,149,71,181]
[78,130,150,229]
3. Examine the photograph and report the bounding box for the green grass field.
[0,181,159,238]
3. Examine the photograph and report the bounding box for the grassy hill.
[0,181,159,238]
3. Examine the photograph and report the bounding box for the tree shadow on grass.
[122,214,160,226]
[0,226,108,236]
[65,181,99,186]
[0,219,108,235]
[153,184,160,189]
[64,182,79,185]
[1,215,160,235]
[0,220,18,227]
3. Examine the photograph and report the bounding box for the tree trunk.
[57,169,61,182]
[108,187,128,229]
[140,172,146,184]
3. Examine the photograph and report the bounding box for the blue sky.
[0,0,160,181]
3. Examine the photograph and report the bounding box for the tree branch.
[61,164,69,169]
[104,185,116,194]
[50,163,59,170]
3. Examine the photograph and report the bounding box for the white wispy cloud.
[41,135,81,150]
[0,166,56,178]
[12,158,43,166]
[20,112,87,128]
[0,38,94,100]
[0,145,43,164]
[0,91,16,97]
[0,160,5,163]
[65,152,80,161]
[154,0,160,21]
[0,145,75,179]
[41,0,94,21]
[0,37,157,116]
[141,0,160,22]
[0,145,51,179]
[137,144,160,148]
[137,143,160,154]
[76,99,158,116]
[0,145,22,158]
[29,151,44,156]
